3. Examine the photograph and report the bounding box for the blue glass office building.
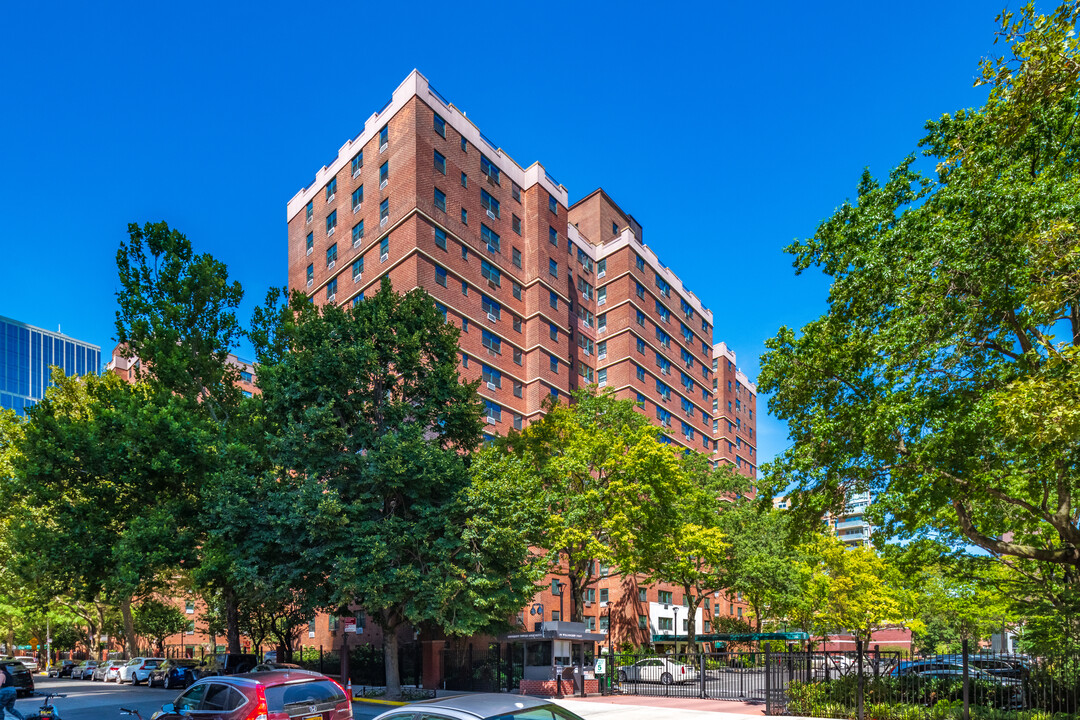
[0,315,101,415]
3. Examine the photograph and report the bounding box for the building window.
[482,295,501,320]
[435,228,447,250]
[433,112,446,137]
[638,615,648,629]
[511,182,521,202]
[480,189,500,219]
[351,151,363,176]
[461,172,468,187]
[481,224,500,253]
[379,161,388,185]
[579,362,594,382]
[462,317,469,331]
[481,260,501,286]
[514,414,522,430]
[612,221,618,235]
[326,177,337,201]
[637,365,645,381]
[380,236,389,261]
[549,226,558,246]
[513,282,522,300]
[434,150,446,174]
[548,193,557,214]
[549,291,558,309]
[484,400,502,423]
[461,207,467,225]
[435,266,447,287]
[326,243,337,268]
[514,348,522,365]
[549,322,558,341]
[354,293,365,306]
[461,137,467,152]
[513,316,522,332]
[481,330,501,354]
[380,199,389,223]
[462,280,468,296]
[598,368,607,386]
[353,258,363,281]
[658,617,673,631]
[512,247,522,268]
[598,287,607,306]
[461,243,468,261]
[514,381,523,398]
[306,264,313,285]
[638,588,647,602]
[598,314,607,331]
[658,590,673,604]
[480,154,501,185]
[549,259,557,278]
[306,200,313,222]
[379,125,388,150]
[636,310,646,327]
[637,338,645,354]
[434,188,446,212]
[549,354,558,374]
[352,221,364,247]
[326,210,337,236]
[327,278,337,301]
[512,214,521,235]
[599,615,609,631]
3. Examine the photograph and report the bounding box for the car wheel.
[163,674,172,690]
[131,675,140,686]
[148,675,156,688]
[661,672,673,685]
[618,670,628,682]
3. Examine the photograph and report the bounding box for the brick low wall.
[519,678,600,696]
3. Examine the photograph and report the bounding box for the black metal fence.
[605,641,1080,720]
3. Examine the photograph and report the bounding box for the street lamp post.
[557,582,566,621]
[673,606,680,656]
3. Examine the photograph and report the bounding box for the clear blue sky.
[0,0,1017,464]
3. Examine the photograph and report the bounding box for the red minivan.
[151,669,352,720]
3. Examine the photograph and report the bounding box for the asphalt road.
[15,676,387,720]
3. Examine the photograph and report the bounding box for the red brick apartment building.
[282,70,760,657]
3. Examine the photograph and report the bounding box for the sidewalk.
[556,696,775,719]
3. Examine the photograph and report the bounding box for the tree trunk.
[223,588,241,654]
[120,596,137,659]
[384,629,401,698]
[683,589,698,654]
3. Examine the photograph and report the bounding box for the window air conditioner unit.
[306,215,312,224]
[380,253,389,262]
[486,381,497,391]
[353,168,361,178]
[327,194,335,202]
[327,227,335,236]
[380,216,389,227]
[487,313,497,322]
[598,298,605,306]
[598,271,605,279]
[487,280,497,291]
[486,416,497,424]
[486,209,496,220]
[353,238,362,248]
[380,142,388,153]
[327,261,335,270]
[306,279,313,287]
[599,353,607,360]
[585,601,593,607]
[380,179,388,190]
[327,294,336,303]
[353,203,361,214]
[600,601,609,607]
[354,273,362,282]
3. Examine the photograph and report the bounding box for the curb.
[351,697,407,706]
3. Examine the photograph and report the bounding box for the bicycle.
[119,708,144,720]
[23,692,65,720]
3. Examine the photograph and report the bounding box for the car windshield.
[265,680,346,710]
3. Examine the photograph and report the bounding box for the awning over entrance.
[500,621,607,644]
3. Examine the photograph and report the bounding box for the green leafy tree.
[251,278,536,697]
[759,1,1080,639]
[133,599,189,656]
[495,387,687,625]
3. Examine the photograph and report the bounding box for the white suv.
[120,657,165,685]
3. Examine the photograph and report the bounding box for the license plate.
[39,711,53,718]
[301,715,322,720]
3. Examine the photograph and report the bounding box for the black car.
[197,653,258,677]
[1,660,35,697]
[47,660,77,678]
[147,658,201,690]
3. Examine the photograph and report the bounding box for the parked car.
[0,660,35,697]
[70,660,99,680]
[372,693,585,720]
[148,658,201,689]
[196,653,259,678]
[892,660,1019,685]
[150,669,352,720]
[937,655,1031,680]
[616,657,698,685]
[47,660,77,678]
[120,657,165,685]
[104,659,127,682]
[91,659,124,681]
[13,656,38,673]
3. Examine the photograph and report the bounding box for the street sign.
[343,617,357,634]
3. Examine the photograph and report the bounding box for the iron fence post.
[857,638,864,720]
[765,646,772,715]
[962,638,970,720]
[700,651,706,699]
